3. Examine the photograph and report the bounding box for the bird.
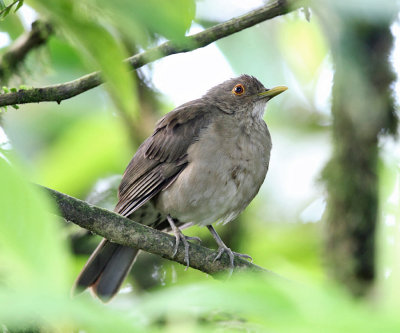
[73,74,287,302]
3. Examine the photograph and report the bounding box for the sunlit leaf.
[35,114,132,196]
[0,10,24,38]
[28,0,139,117]
[278,18,328,84]
[0,3,12,18]
[138,273,400,332]
[14,0,23,12]
[217,20,287,86]
[0,153,70,292]
[0,154,144,332]
[92,0,195,41]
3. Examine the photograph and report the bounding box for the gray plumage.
[73,74,286,302]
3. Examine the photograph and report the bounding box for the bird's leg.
[167,215,200,270]
[207,225,253,274]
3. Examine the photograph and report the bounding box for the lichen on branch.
[40,185,269,276]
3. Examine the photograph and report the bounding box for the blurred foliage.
[0,153,141,332]
[0,0,399,331]
[317,0,398,296]
[1,153,400,332]
[0,0,24,20]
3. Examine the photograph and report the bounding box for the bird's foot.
[214,244,253,275]
[184,235,202,244]
[207,225,252,276]
[167,215,200,270]
[172,230,190,269]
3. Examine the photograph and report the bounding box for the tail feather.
[92,245,138,302]
[73,239,139,302]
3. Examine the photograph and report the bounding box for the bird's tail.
[73,238,139,302]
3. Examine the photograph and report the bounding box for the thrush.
[73,74,287,301]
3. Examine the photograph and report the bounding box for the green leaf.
[2,86,10,93]
[14,0,23,12]
[0,154,70,292]
[10,87,17,92]
[92,0,196,41]
[0,7,24,38]
[139,273,400,332]
[1,3,13,18]
[68,20,137,116]
[0,0,5,10]
[35,114,131,196]
[29,0,139,118]
[278,19,328,84]
[0,154,142,332]
[11,104,19,109]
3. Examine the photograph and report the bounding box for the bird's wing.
[115,100,215,217]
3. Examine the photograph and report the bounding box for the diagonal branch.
[40,185,270,276]
[0,0,304,107]
[0,20,53,83]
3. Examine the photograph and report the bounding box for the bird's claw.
[213,245,253,276]
[172,235,202,262]
[234,252,253,263]
[168,215,201,271]
[184,235,202,243]
[172,231,190,270]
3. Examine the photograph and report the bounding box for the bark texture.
[319,5,397,295]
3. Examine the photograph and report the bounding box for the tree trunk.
[318,4,397,295]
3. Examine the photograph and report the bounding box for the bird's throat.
[251,100,268,120]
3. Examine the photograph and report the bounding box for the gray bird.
[73,74,287,301]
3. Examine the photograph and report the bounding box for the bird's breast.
[155,118,272,226]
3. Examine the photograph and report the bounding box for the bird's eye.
[232,84,245,96]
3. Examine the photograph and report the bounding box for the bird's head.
[204,74,287,118]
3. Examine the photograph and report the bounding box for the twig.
[40,185,269,276]
[0,20,53,83]
[0,0,303,107]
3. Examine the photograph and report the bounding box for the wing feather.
[115,101,218,217]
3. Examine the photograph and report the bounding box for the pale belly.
[155,121,271,226]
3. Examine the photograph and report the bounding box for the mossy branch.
[40,185,270,276]
[0,20,53,83]
[0,0,304,107]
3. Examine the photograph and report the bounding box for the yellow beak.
[258,86,288,99]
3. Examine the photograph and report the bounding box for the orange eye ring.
[232,84,245,96]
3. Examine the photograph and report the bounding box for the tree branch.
[0,21,53,83]
[40,185,269,276]
[0,0,304,107]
